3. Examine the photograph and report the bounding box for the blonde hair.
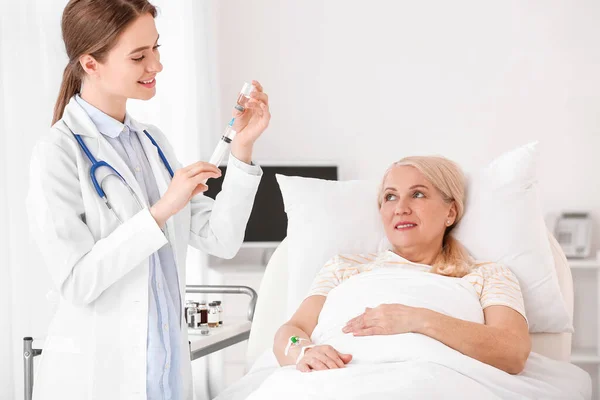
[378,156,472,277]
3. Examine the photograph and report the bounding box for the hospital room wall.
[215,0,600,253]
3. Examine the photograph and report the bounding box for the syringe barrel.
[208,139,230,167]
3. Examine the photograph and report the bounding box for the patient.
[273,156,531,375]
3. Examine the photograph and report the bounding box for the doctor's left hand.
[342,304,429,336]
[231,80,271,162]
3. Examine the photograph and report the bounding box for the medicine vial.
[198,301,208,325]
[185,301,198,328]
[198,301,210,335]
[208,302,220,328]
[236,82,255,110]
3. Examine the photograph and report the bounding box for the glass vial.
[198,301,208,325]
[198,301,210,335]
[215,300,223,326]
[185,301,198,328]
[199,325,210,335]
[208,302,220,328]
[236,82,255,110]
[191,312,201,329]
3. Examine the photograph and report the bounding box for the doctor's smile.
[138,76,156,88]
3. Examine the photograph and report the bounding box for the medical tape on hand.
[295,344,316,365]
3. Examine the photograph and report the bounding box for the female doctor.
[26,1,270,399]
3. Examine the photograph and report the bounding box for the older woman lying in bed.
[273,156,531,375]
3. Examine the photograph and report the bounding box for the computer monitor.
[203,164,338,244]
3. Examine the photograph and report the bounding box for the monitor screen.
[204,165,338,243]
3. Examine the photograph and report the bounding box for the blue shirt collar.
[75,95,135,139]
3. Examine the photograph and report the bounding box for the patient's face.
[380,166,455,257]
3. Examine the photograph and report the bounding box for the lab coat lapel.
[135,125,172,199]
[134,122,179,262]
[62,98,148,210]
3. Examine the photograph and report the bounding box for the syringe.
[208,117,237,167]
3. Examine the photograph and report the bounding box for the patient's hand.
[296,345,353,373]
[342,304,426,336]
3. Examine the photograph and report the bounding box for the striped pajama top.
[306,250,528,324]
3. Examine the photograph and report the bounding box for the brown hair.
[379,156,472,277]
[52,0,157,125]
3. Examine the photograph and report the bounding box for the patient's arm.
[345,303,530,374]
[418,305,531,374]
[273,295,325,366]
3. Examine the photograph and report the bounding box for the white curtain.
[0,4,15,395]
[0,0,221,398]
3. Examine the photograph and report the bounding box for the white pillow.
[276,142,573,333]
[276,177,384,317]
[452,143,572,332]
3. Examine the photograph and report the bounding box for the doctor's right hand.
[150,162,221,229]
[296,345,352,372]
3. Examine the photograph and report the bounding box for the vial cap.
[240,82,254,97]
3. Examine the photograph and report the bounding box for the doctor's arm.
[186,80,269,258]
[152,80,268,259]
[186,155,262,259]
[141,125,262,260]
[27,141,170,306]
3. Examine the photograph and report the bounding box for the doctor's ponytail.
[52,62,82,125]
[52,0,157,125]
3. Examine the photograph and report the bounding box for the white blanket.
[242,268,591,399]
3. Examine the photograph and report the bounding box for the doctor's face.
[91,13,163,101]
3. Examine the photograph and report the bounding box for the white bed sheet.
[214,349,591,400]
[215,268,591,399]
[214,351,278,400]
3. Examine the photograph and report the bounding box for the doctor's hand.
[342,304,428,337]
[230,80,271,164]
[150,162,221,229]
[296,345,352,373]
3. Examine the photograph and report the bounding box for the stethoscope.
[73,130,174,223]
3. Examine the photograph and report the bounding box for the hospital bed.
[216,231,577,399]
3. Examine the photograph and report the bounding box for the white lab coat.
[26,97,262,400]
